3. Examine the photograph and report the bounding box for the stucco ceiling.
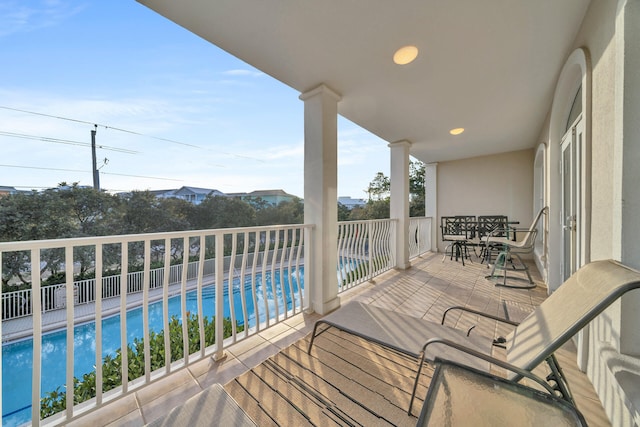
[137,0,590,164]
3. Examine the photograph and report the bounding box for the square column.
[425,163,438,252]
[300,84,342,315]
[389,140,411,269]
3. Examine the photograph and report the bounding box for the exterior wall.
[539,1,640,424]
[436,149,534,253]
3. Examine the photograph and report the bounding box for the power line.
[0,105,266,162]
[0,105,201,148]
[0,130,139,154]
[0,164,183,182]
[102,172,182,181]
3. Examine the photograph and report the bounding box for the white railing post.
[367,221,373,281]
[162,238,171,373]
[119,243,129,394]
[65,245,75,420]
[30,248,42,427]
[95,244,103,406]
[214,232,225,361]
[142,239,151,383]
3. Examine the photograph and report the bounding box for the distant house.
[155,186,225,205]
[0,186,19,198]
[229,189,298,206]
[338,196,366,210]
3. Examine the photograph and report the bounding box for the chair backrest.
[441,216,474,240]
[506,259,640,376]
[477,215,508,238]
[512,206,547,249]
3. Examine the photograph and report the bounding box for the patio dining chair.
[476,215,509,264]
[485,207,547,288]
[441,215,475,265]
[307,259,640,416]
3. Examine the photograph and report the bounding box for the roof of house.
[246,189,296,198]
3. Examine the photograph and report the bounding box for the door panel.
[561,116,583,281]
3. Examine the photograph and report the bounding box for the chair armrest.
[421,339,556,396]
[408,337,559,414]
[441,305,520,327]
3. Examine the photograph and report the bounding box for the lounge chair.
[308,259,640,414]
[418,358,588,426]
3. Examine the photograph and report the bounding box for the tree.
[366,172,390,201]
[409,160,426,217]
[58,184,119,236]
[120,191,163,234]
[251,198,303,226]
[359,159,426,219]
[337,202,351,221]
[193,195,256,229]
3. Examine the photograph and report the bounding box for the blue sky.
[0,1,391,199]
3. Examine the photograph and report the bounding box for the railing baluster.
[228,233,238,342]
[181,236,190,365]
[239,231,249,338]
[196,235,205,358]
[162,238,171,374]
[120,243,129,394]
[261,230,271,328]
[251,231,261,332]
[142,240,151,383]
[271,229,280,321]
[65,245,75,420]
[95,243,103,406]
[214,232,224,360]
[31,248,42,427]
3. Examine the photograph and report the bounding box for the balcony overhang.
[137,0,590,163]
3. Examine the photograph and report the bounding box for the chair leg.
[442,243,453,262]
[490,251,536,289]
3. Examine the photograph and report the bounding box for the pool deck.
[2,277,214,342]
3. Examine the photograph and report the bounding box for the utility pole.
[91,125,100,191]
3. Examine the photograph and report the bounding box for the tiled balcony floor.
[62,252,611,426]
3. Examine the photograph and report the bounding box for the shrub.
[40,314,242,419]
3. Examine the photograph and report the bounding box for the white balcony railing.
[337,219,395,292]
[0,225,311,426]
[0,218,431,426]
[409,216,431,259]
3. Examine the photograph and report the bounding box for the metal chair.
[441,216,475,265]
[476,215,509,264]
[485,207,547,288]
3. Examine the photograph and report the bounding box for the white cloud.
[222,69,264,78]
[0,1,85,37]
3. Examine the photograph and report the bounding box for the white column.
[425,163,438,252]
[389,140,411,269]
[300,84,341,315]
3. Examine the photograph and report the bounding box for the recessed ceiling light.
[449,128,465,135]
[393,46,418,65]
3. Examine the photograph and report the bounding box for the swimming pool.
[2,268,303,426]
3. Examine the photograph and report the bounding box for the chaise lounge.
[307,259,640,414]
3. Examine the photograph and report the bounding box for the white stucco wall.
[436,149,534,253]
[537,1,640,425]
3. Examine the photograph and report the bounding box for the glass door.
[560,115,583,281]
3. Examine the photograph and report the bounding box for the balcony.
[56,256,608,426]
[1,218,612,426]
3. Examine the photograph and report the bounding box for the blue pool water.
[2,269,303,426]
